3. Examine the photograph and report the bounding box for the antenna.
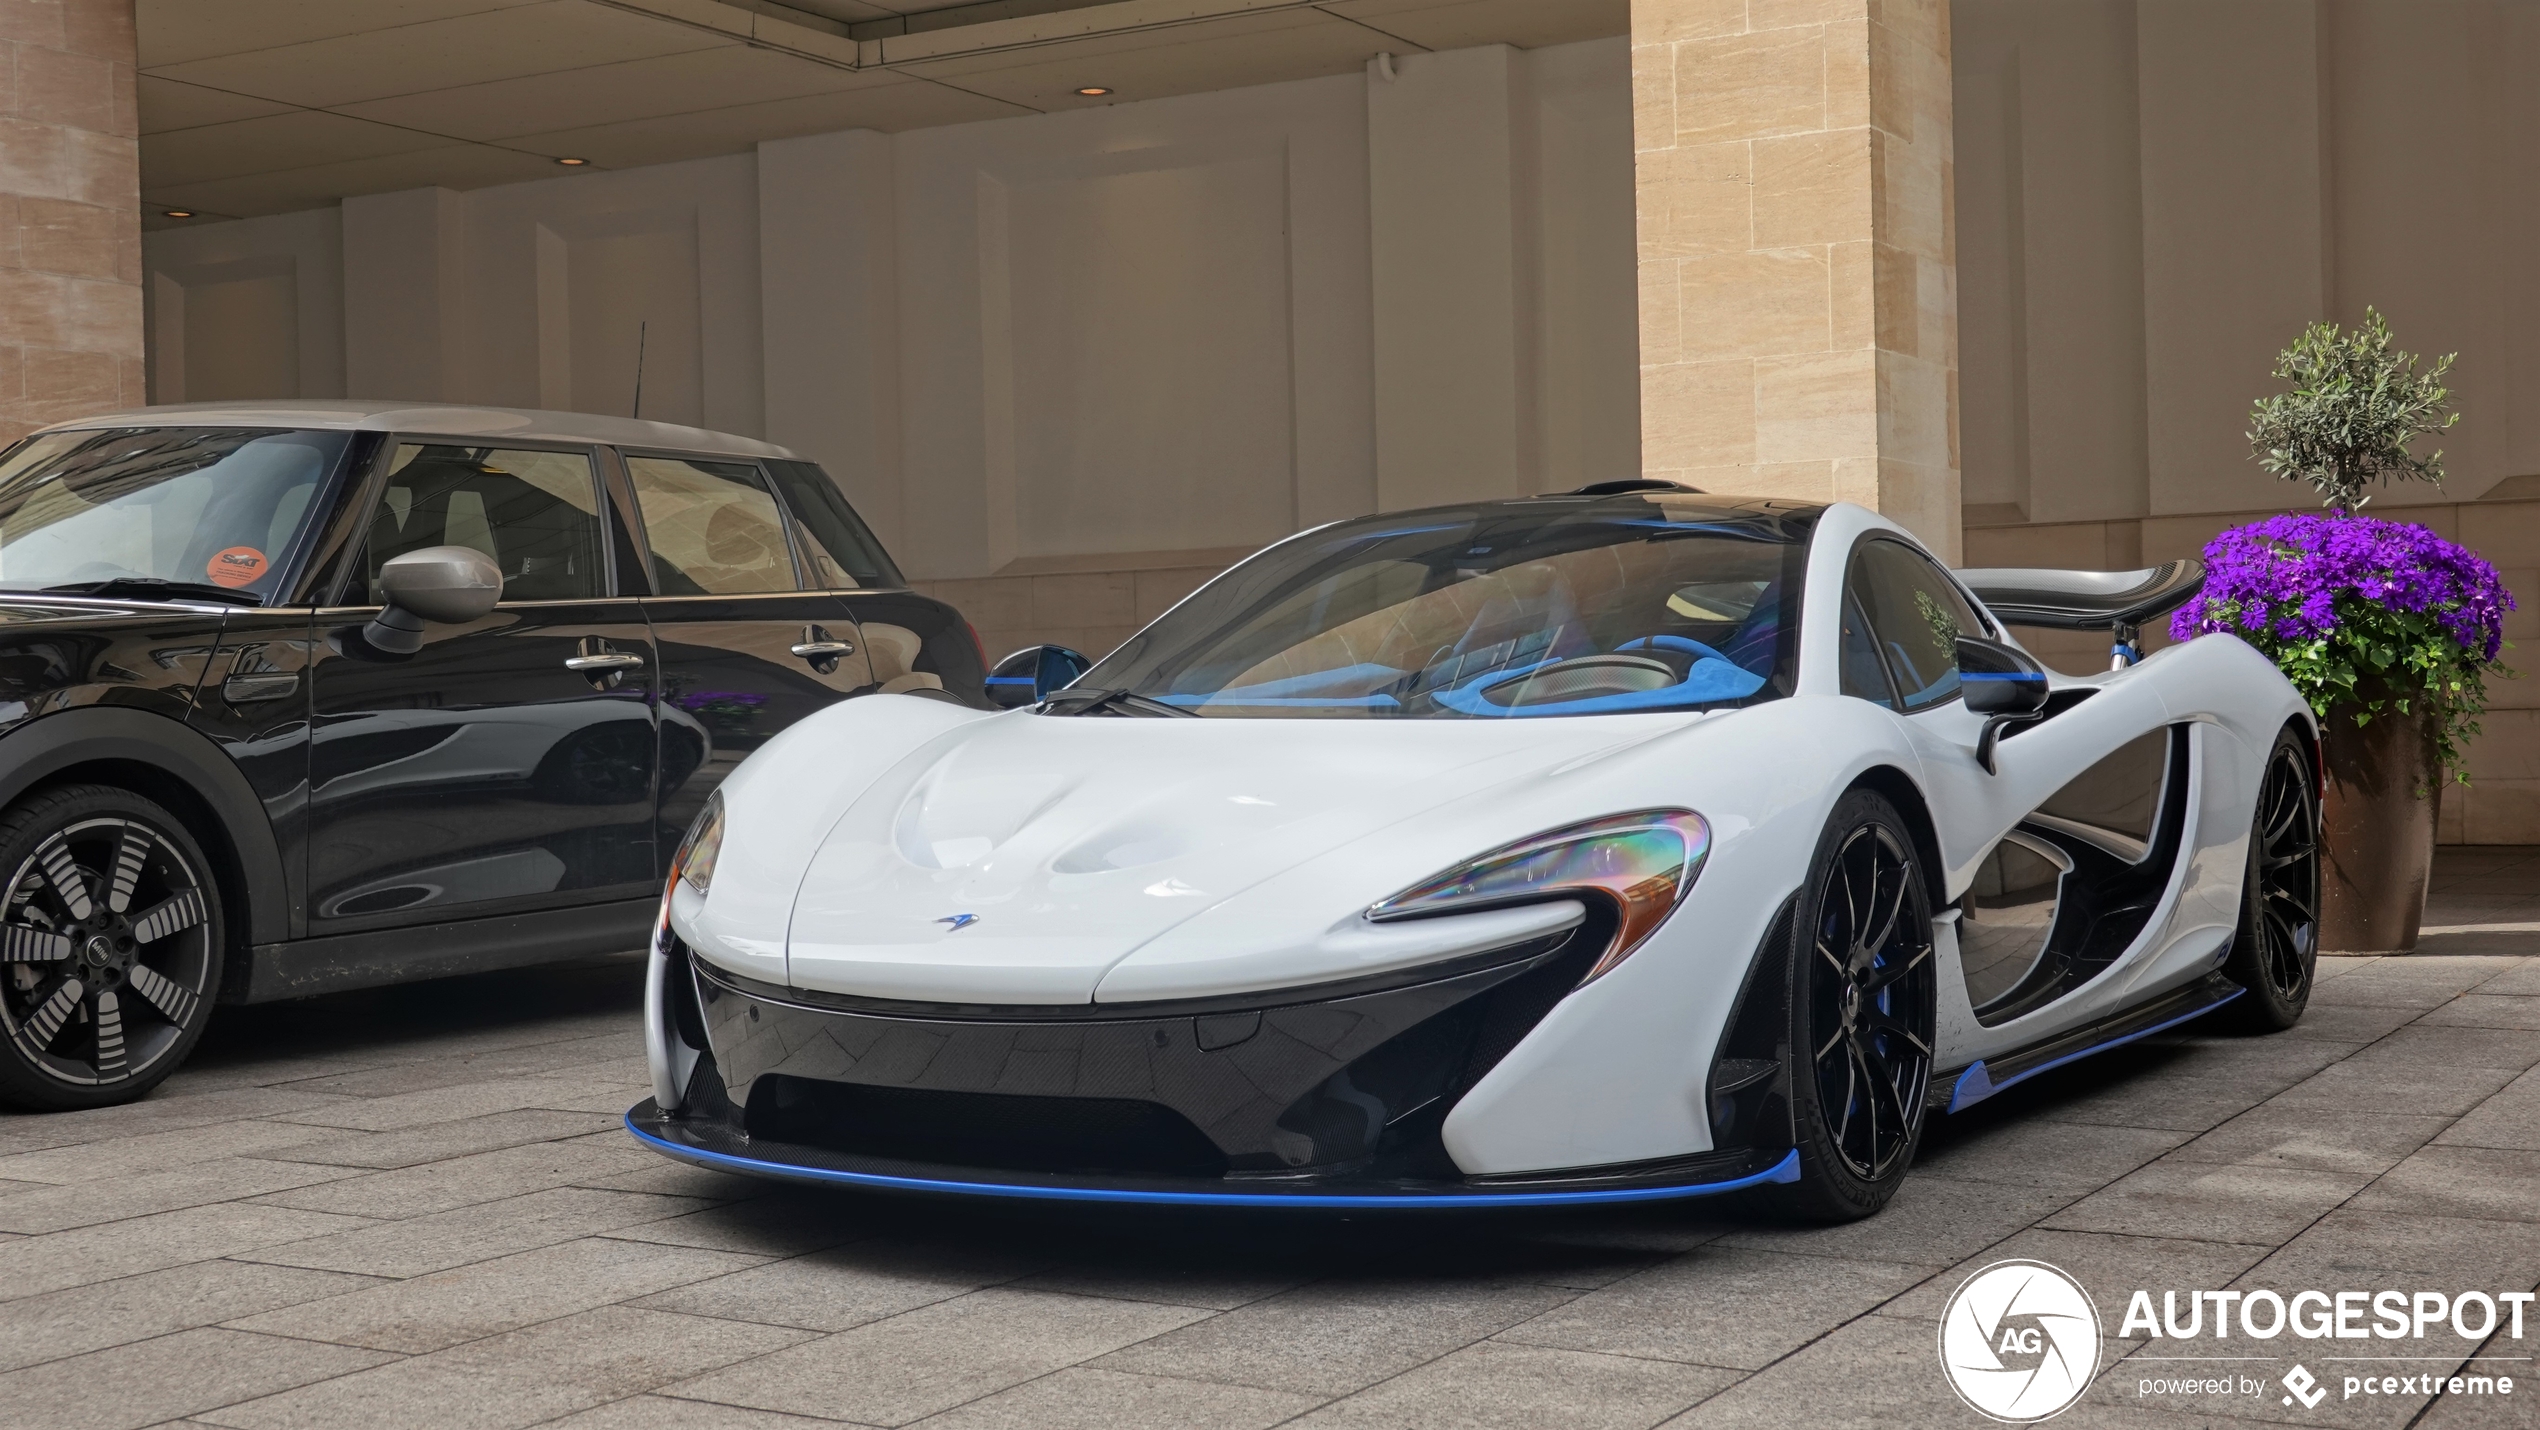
[631,320,648,420]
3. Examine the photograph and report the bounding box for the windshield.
[1077,498,1814,718]
[0,427,351,603]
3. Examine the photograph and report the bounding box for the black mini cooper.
[0,402,985,1110]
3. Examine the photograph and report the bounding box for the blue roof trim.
[1947,985,2245,1113]
[622,1115,1802,1208]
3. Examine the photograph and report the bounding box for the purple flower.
[2170,513,2512,662]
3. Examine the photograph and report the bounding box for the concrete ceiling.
[140,0,1626,228]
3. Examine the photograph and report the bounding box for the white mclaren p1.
[629,483,2319,1220]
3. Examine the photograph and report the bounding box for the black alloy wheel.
[2221,727,2320,1031]
[1783,790,1937,1221]
[0,785,220,1110]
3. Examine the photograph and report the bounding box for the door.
[302,442,659,932]
[617,451,875,862]
[1844,538,2183,1029]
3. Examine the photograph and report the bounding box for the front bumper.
[633,925,1798,1207]
[624,1099,1796,1207]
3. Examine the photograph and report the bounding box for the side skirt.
[236,898,653,1002]
[1934,971,2245,1113]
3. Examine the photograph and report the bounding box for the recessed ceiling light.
[1075,86,1112,96]
[161,209,193,218]
[555,156,589,166]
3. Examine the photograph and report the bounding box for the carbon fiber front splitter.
[624,1100,1799,1209]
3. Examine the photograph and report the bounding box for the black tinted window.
[1839,593,1897,708]
[1078,499,1811,719]
[766,460,901,589]
[625,456,796,595]
[0,427,348,600]
[351,445,605,604]
[1848,538,1983,711]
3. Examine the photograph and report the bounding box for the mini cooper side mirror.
[986,644,1092,709]
[366,546,504,655]
[1957,635,2048,774]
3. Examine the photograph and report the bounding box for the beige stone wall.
[0,0,139,444]
[911,547,1251,671]
[1968,489,2540,844]
[1631,0,1961,560]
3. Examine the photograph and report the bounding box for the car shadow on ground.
[176,956,2267,1292]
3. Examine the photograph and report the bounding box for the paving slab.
[2346,1145,2540,1223]
[2040,1159,2375,1246]
[0,1327,397,1430]
[1287,1341,1735,1430]
[200,1305,810,1430]
[1,850,2534,1430]
[0,1156,364,1233]
[538,1398,845,1430]
[635,1236,1042,1332]
[1495,1246,1926,1370]
[1090,1277,1577,1397]
[2166,1105,2452,1176]
[0,1259,386,1374]
[227,1234,766,1352]
[256,1109,623,1170]
[665,1287,1213,1425]
[0,1202,376,1303]
[911,1366,1321,1430]
[232,1186,717,1278]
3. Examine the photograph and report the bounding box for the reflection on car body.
[0,401,985,1111]
[634,485,2321,1223]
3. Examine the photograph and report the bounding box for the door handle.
[790,640,855,658]
[221,673,299,704]
[564,652,646,673]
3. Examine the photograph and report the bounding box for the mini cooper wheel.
[2221,727,2320,1031]
[0,785,221,1111]
[1782,790,1937,1221]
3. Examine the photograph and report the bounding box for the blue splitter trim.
[1947,985,2244,1113]
[622,1114,1801,1208]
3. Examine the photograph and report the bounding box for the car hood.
[782,711,1700,1004]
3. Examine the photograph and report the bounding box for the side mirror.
[365,546,503,655]
[1957,635,2048,774]
[986,644,1092,709]
[1957,635,2048,716]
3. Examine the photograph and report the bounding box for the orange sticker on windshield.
[206,546,268,588]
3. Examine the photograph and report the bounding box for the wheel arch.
[1845,762,1948,909]
[0,709,292,994]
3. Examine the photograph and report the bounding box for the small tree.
[2248,307,2457,512]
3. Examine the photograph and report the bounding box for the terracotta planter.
[2319,698,2439,953]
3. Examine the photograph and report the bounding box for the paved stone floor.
[6,853,2540,1430]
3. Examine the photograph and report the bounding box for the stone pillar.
[1632,0,1960,559]
[0,0,140,445]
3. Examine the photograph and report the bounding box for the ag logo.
[1938,1259,2102,1422]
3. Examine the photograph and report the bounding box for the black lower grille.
[745,1075,1230,1178]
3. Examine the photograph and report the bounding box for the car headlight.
[1368,809,1710,982]
[671,792,725,895]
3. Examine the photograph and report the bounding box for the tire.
[2219,726,2321,1031]
[1780,789,1939,1222]
[0,785,223,1111]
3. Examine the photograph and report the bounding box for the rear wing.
[1957,560,2204,632]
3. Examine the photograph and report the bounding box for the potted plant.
[2169,309,2512,952]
